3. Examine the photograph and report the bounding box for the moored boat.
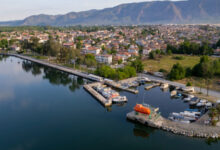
[112,96,127,103]
[134,104,151,115]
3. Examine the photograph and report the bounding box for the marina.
[1,54,220,142]
[0,56,220,149]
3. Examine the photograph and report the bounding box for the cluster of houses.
[1,25,220,64]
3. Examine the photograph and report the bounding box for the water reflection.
[205,138,220,146]
[0,55,9,62]
[21,60,86,92]
[133,124,155,139]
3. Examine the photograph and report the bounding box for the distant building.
[95,54,112,64]
[63,42,76,49]
[83,47,101,55]
[214,48,220,55]
[10,45,20,51]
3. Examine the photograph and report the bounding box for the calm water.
[0,55,220,150]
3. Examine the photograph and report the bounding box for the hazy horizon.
[0,0,181,22]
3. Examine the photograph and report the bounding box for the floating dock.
[84,83,112,107]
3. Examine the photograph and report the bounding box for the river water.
[0,56,219,150]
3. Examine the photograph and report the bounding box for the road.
[140,73,220,99]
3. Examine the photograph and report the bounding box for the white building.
[83,47,101,55]
[95,54,112,64]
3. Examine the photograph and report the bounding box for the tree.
[149,51,156,59]
[131,59,144,73]
[43,36,61,56]
[169,63,186,80]
[167,49,172,55]
[0,39,8,49]
[216,39,220,48]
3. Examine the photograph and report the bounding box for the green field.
[143,54,204,72]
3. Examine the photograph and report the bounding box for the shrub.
[186,82,192,87]
[169,63,186,80]
[172,56,185,60]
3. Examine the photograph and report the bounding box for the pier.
[127,111,220,138]
[84,82,112,107]
[145,83,161,90]
[105,80,139,94]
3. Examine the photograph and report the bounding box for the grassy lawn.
[143,54,201,72]
[143,54,220,92]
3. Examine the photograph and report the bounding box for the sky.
[0,0,179,21]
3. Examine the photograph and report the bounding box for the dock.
[1,53,103,82]
[127,111,220,138]
[84,83,112,107]
[145,83,161,90]
[105,80,139,94]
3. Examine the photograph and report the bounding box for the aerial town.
[0,25,220,65]
[1,24,220,142]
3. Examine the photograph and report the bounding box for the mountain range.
[0,0,220,26]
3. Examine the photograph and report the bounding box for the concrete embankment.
[127,111,220,139]
[1,53,103,82]
[84,82,112,107]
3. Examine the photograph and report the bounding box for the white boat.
[189,98,199,106]
[188,95,195,99]
[200,99,207,103]
[169,115,190,124]
[205,102,213,109]
[196,102,206,107]
[160,83,169,89]
[138,77,151,82]
[183,97,191,102]
[184,111,201,116]
[182,87,195,93]
[112,96,127,103]
[102,91,111,98]
[180,111,197,118]
[171,90,177,97]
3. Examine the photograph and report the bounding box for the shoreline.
[127,111,220,139]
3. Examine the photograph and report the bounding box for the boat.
[170,112,196,121]
[189,97,199,106]
[180,111,197,118]
[137,77,151,83]
[188,95,195,99]
[182,87,195,93]
[200,99,207,103]
[168,116,190,124]
[160,83,169,89]
[175,93,182,98]
[185,109,201,116]
[134,104,151,115]
[196,102,206,107]
[171,90,177,97]
[183,97,191,102]
[196,99,207,107]
[112,96,127,103]
[205,102,213,109]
